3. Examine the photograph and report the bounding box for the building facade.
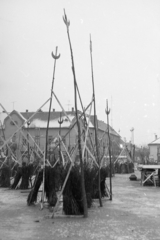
[0,109,122,163]
[148,137,160,164]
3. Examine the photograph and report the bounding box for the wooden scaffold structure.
[0,10,113,219]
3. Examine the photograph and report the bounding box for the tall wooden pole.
[0,120,7,155]
[89,35,102,207]
[74,82,96,158]
[105,99,112,200]
[48,99,93,153]
[41,47,60,209]
[63,9,88,218]
[58,112,63,162]
[45,47,60,160]
[27,121,30,163]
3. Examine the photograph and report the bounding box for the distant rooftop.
[2,109,121,138]
[148,137,160,145]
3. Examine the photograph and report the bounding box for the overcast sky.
[0,0,160,146]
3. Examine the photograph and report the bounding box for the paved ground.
[0,171,160,240]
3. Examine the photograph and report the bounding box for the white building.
[0,109,122,164]
[148,137,160,164]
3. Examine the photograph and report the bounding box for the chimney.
[72,107,74,112]
[155,134,158,140]
[26,109,28,112]
[53,109,55,112]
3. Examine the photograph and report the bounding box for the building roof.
[148,138,160,145]
[21,111,77,128]
[3,110,27,127]
[21,111,95,129]
[89,116,120,137]
[28,114,76,128]
[2,109,120,138]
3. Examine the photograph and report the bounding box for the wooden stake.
[105,100,112,201]
[89,35,102,207]
[42,47,60,209]
[63,9,88,218]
